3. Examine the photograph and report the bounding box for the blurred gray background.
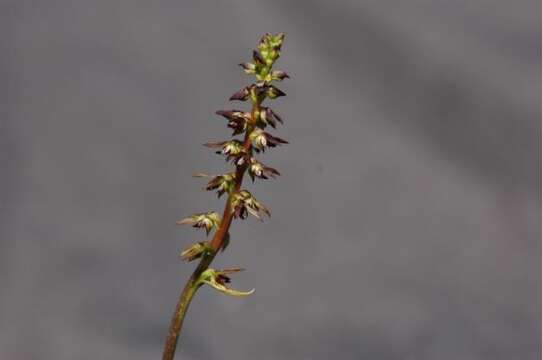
[1,1,542,359]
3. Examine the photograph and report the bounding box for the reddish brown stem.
[161,100,259,360]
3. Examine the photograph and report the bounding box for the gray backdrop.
[1,1,542,359]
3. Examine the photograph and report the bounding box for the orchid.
[162,33,290,360]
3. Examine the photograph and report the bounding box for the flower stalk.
[162,33,289,360]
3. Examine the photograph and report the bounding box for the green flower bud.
[257,33,285,65]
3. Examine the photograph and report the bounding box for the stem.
[162,258,208,360]
[161,97,259,360]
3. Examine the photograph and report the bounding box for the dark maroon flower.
[248,158,280,181]
[231,190,270,220]
[249,129,288,152]
[259,107,283,128]
[195,172,237,198]
[266,85,286,99]
[176,211,221,235]
[229,86,251,101]
[216,110,250,135]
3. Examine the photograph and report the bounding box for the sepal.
[229,86,251,101]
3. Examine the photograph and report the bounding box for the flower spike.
[163,33,290,360]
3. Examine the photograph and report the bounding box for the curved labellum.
[197,268,254,297]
